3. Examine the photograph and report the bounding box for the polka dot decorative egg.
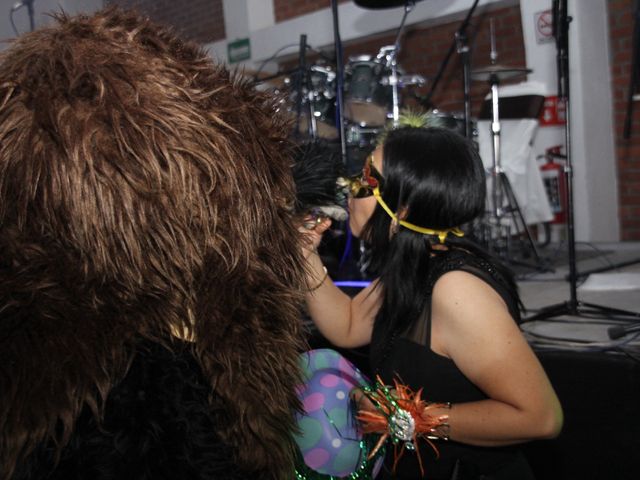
[293,349,381,479]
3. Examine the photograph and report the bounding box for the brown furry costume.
[0,8,306,480]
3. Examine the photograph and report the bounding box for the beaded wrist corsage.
[355,376,451,477]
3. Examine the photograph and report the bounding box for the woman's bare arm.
[301,218,379,349]
[427,270,563,446]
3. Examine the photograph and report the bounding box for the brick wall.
[274,0,349,23]
[608,0,640,240]
[281,6,526,118]
[343,5,527,116]
[106,0,225,44]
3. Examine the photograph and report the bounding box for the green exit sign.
[227,38,251,63]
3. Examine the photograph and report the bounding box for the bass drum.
[344,56,391,127]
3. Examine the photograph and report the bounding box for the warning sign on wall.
[539,96,566,126]
[534,9,554,45]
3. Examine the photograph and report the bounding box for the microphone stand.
[422,0,480,138]
[26,0,34,31]
[524,0,639,325]
[330,0,347,164]
[294,34,308,139]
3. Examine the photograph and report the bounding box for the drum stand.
[305,70,319,139]
[421,0,480,138]
[292,34,323,140]
[382,1,415,126]
[473,22,544,270]
[481,72,543,269]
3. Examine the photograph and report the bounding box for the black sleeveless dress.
[370,249,535,480]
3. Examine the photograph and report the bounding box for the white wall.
[567,0,619,241]
[520,0,619,241]
[209,0,517,68]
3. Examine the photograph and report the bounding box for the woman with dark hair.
[302,126,563,479]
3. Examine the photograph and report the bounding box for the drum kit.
[253,2,432,164]
[253,0,543,271]
[258,47,426,153]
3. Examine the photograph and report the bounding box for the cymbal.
[471,64,532,82]
[354,0,423,9]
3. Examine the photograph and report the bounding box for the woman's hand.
[299,212,332,259]
[350,387,378,413]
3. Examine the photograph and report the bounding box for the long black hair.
[364,127,520,356]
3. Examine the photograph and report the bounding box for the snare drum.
[344,56,392,127]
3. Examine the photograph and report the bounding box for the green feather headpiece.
[375,109,450,146]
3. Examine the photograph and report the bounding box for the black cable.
[251,43,299,83]
[251,43,334,87]
[524,326,640,353]
[574,241,617,270]
[307,46,335,64]
[618,346,640,364]
[10,9,20,37]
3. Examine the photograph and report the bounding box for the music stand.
[523,0,640,324]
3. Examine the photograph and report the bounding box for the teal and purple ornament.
[293,349,383,479]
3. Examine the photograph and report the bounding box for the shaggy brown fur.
[0,7,305,480]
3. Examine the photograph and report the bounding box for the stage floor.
[517,241,640,352]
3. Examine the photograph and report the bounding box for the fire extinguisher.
[539,145,567,224]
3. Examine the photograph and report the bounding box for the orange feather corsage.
[354,376,451,477]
